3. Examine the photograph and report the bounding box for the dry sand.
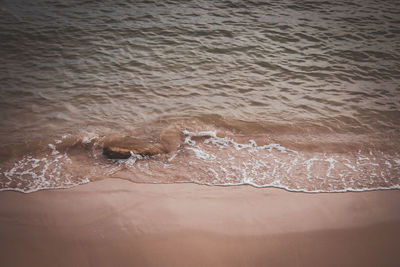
[0,179,399,267]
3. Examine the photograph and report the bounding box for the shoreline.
[1,179,399,266]
[2,177,400,194]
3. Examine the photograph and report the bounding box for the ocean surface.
[1,0,399,193]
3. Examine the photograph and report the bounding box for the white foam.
[178,179,400,193]
[167,153,177,162]
[0,178,90,194]
[82,132,99,144]
[1,151,89,193]
[180,130,400,193]
[187,146,215,160]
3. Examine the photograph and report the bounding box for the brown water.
[1,0,399,192]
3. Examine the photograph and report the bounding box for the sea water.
[1,0,399,193]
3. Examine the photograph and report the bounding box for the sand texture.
[0,179,399,267]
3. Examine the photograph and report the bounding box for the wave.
[1,119,399,193]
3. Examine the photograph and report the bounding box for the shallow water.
[1,0,399,192]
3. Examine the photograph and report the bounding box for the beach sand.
[0,179,399,267]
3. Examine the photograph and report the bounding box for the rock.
[103,137,168,159]
[103,146,132,159]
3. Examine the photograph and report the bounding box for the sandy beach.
[0,179,399,267]
[1,0,400,266]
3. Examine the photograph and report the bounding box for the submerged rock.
[103,146,132,159]
[102,137,168,159]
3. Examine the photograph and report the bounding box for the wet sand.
[0,179,399,267]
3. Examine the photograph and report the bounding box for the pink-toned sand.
[0,179,399,267]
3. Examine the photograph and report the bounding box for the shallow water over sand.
[1,118,399,193]
[0,0,399,192]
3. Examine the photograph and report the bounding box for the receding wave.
[1,119,399,193]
